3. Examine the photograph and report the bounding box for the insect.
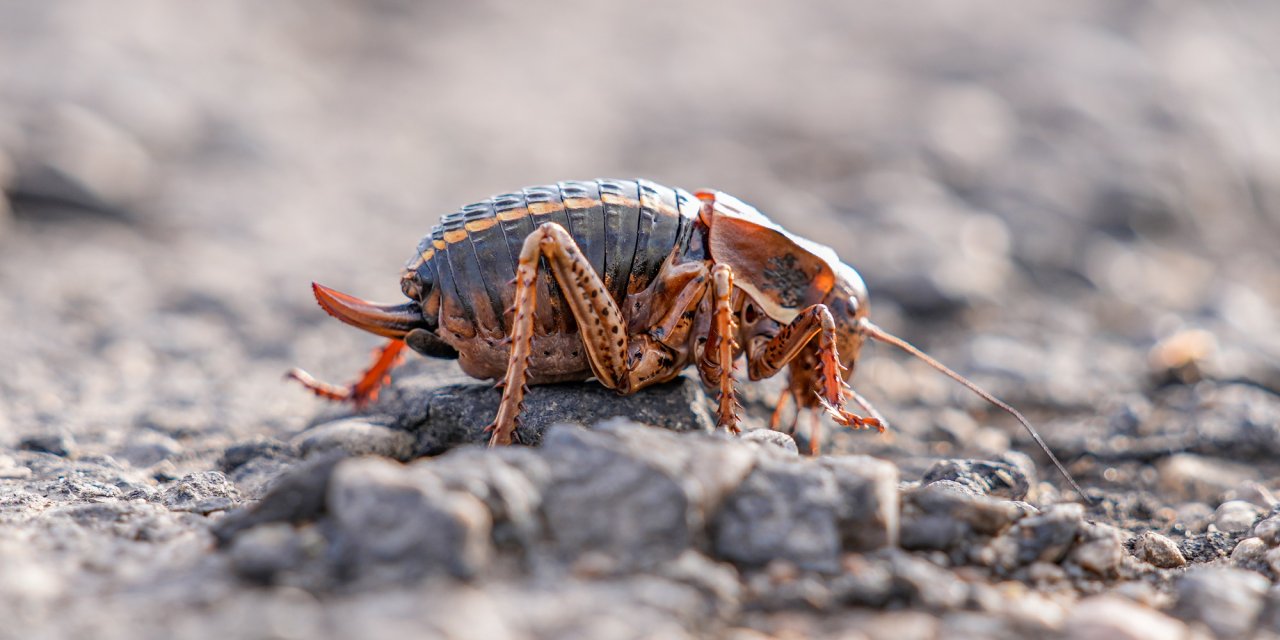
[289,179,1085,496]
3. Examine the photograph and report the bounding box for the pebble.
[161,471,241,514]
[1068,522,1124,576]
[820,456,900,551]
[327,456,492,582]
[1066,595,1189,640]
[1158,454,1257,503]
[1213,500,1264,533]
[921,459,1028,501]
[739,429,799,454]
[899,481,1023,553]
[291,418,415,461]
[18,433,75,457]
[1133,531,1187,568]
[987,503,1084,571]
[227,523,307,585]
[1173,567,1269,638]
[1255,516,1280,546]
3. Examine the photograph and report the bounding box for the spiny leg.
[698,264,742,434]
[745,304,882,447]
[287,339,407,408]
[487,222,633,446]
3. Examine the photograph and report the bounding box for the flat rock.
[292,418,415,460]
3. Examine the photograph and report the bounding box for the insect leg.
[287,339,407,408]
[486,222,632,446]
[697,264,742,434]
[745,304,882,451]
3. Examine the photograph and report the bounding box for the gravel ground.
[3,1,1280,638]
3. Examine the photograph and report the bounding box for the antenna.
[859,318,1091,502]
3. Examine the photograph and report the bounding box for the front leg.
[487,222,633,445]
[746,304,882,454]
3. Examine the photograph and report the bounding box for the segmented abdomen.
[406,179,703,339]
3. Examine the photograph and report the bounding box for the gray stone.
[1256,516,1280,546]
[1066,595,1189,640]
[536,424,696,571]
[921,459,1029,501]
[739,429,799,454]
[18,433,75,457]
[712,454,841,572]
[1158,454,1258,503]
[1231,537,1268,569]
[226,523,307,585]
[988,503,1084,571]
[162,471,241,513]
[1068,522,1124,577]
[379,375,715,455]
[820,456,900,551]
[327,456,492,582]
[1173,567,1269,638]
[1133,531,1186,569]
[1214,500,1264,533]
[292,418,415,460]
[212,453,343,546]
[416,446,550,552]
[900,482,1023,552]
[886,551,968,610]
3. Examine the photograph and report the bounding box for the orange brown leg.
[698,264,742,434]
[287,339,407,408]
[487,222,633,446]
[745,304,882,453]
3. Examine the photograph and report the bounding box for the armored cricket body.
[289,178,1085,495]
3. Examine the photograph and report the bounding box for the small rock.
[417,446,549,551]
[161,471,241,513]
[18,433,75,457]
[292,418,415,460]
[740,429,799,454]
[1069,522,1124,577]
[219,437,297,473]
[1133,531,1187,568]
[921,459,1029,501]
[1173,567,1269,638]
[901,481,1024,553]
[1066,595,1189,640]
[1180,531,1243,564]
[1265,547,1280,577]
[1158,454,1258,503]
[713,453,841,572]
[213,453,343,545]
[327,457,492,582]
[0,454,31,480]
[988,503,1084,571]
[1256,516,1280,546]
[887,551,968,610]
[227,523,307,585]
[820,456,899,551]
[1231,537,1268,567]
[1214,500,1264,533]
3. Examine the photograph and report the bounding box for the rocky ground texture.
[4,1,1280,639]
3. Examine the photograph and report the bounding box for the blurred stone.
[713,454,841,572]
[1232,537,1271,569]
[162,471,241,514]
[327,457,492,582]
[1133,531,1186,569]
[988,503,1084,571]
[1214,500,1264,533]
[886,551,967,610]
[416,446,549,552]
[292,418,415,460]
[212,453,343,546]
[227,523,307,585]
[1148,328,1218,385]
[535,424,695,571]
[1255,516,1280,546]
[18,433,74,457]
[921,459,1028,501]
[820,456,899,551]
[740,429,799,454]
[1158,454,1257,503]
[1066,595,1188,640]
[900,482,1023,553]
[1173,567,1269,638]
[1068,522,1124,577]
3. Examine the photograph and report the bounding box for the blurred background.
[2,0,1279,459]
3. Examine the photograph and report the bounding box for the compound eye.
[401,275,422,301]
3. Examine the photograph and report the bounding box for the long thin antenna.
[859,318,1091,502]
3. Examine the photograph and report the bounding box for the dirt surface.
[3,1,1280,639]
